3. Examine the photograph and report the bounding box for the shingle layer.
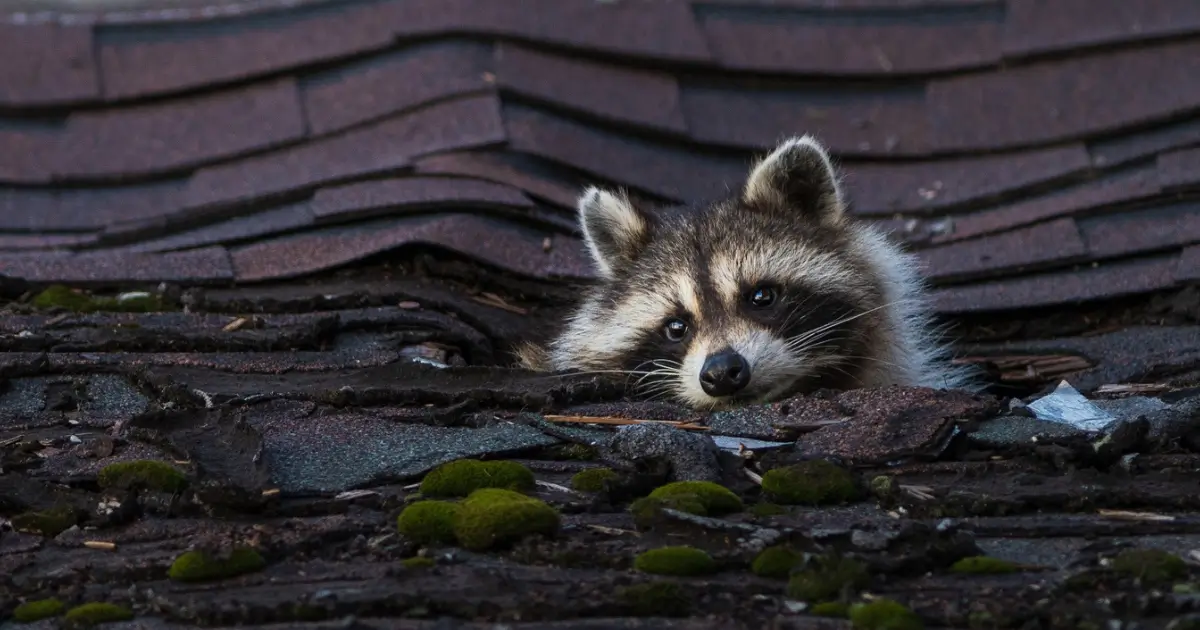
[1,0,1199,313]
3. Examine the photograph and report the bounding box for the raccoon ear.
[577,186,650,279]
[743,135,845,225]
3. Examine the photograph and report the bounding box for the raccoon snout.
[699,350,751,397]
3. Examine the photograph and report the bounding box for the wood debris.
[1096,509,1175,522]
[471,292,529,315]
[543,414,710,431]
[84,541,117,551]
[955,354,1093,383]
[1094,383,1172,396]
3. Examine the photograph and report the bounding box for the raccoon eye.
[748,286,778,308]
[662,318,689,342]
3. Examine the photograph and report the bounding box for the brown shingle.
[495,43,687,133]
[0,124,61,185]
[504,104,746,203]
[414,151,584,209]
[183,94,506,213]
[230,214,591,282]
[0,245,234,283]
[934,167,1161,243]
[1178,245,1200,282]
[0,23,99,107]
[310,176,533,223]
[927,40,1200,151]
[97,1,394,99]
[58,78,305,179]
[302,40,494,137]
[1003,0,1200,58]
[679,82,930,156]
[1158,147,1200,192]
[107,203,316,254]
[0,233,98,251]
[1090,118,1200,168]
[390,0,711,62]
[931,255,1180,313]
[844,144,1092,215]
[918,218,1087,282]
[1079,202,1200,259]
[700,7,1002,74]
[0,181,184,232]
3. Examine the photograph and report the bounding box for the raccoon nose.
[699,351,751,397]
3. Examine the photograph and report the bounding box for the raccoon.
[517,135,981,410]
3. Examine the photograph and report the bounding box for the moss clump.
[787,555,870,602]
[761,460,860,505]
[13,598,66,622]
[848,599,924,630]
[419,459,535,497]
[167,547,267,582]
[870,475,895,498]
[951,556,1019,574]
[750,502,787,518]
[97,460,187,493]
[63,602,134,627]
[31,285,167,313]
[452,488,559,551]
[633,546,716,576]
[812,602,850,618]
[752,545,802,579]
[629,495,706,529]
[570,467,618,492]
[403,556,436,569]
[1111,548,1189,586]
[647,480,743,514]
[396,500,460,545]
[617,581,690,617]
[11,506,78,537]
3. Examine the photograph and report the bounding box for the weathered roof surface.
[0,0,1198,313]
[4,2,1200,629]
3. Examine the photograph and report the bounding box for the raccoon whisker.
[781,300,903,350]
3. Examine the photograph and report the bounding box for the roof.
[0,0,1197,315]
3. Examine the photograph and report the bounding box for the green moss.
[63,603,134,627]
[1111,548,1188,586]
[396,500,460,545]
[951,556,1019,574]
[97,460,187,493]
[870,475,895,498]
[11,506,78,537]
[167,547,266,582]
[1175,583,1200,594]
[633,546,716,576]
[848,599,924,630]
[968,611,996,629]
[617,581,690,617]
[13,598,66,622]
[570,467,618,492]
[32,285,95,312]
[31,285,168,313]
[452,488,560,551]
[761,460,860,505]
[786,555,870,602]
[812,602,850,618]
[751,545,802,579]
[647,480,743,514]
[629,495,707,530]
[419,459,535,497]
[750,502,787,518]
[403,556,436,569]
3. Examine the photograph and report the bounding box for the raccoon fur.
[517,135,981,410]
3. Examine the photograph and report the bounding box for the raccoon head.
[550,135,892,410]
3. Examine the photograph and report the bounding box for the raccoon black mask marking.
[518,135,979,410]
